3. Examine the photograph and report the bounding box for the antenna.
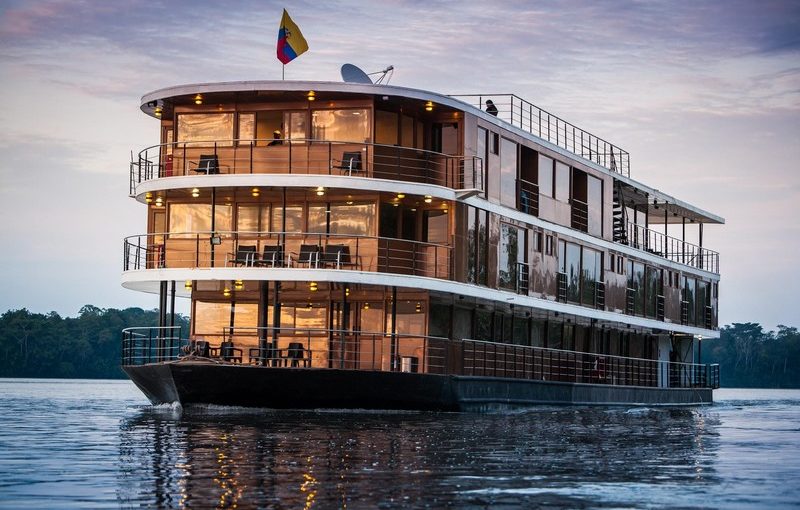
[341,64,373,84]
[368,65,394,85]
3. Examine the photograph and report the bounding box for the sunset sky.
[0,0,797,328]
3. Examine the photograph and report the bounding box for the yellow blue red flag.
[277,9,308,64]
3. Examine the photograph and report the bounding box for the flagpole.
[282,64,285,81]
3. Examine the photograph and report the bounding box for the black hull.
[124,361,713,410]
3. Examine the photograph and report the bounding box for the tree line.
[0,306,188,379]
[0,307,797,387]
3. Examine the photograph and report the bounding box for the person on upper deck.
[268,130,283,146]
[485,99,499,116]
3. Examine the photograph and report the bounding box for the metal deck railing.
[449,94,630,177]
[120,326,720,390]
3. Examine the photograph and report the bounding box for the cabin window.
[499,223,522,290]
[308,204,328,234]
[312,108,370,143]
[645,266,661,318]
[237,113,255,144]
[581,248,602,307]
[538,154,554,197]
[193,301,231,336]
[533,231,543,253]
[564,242,581,302]
[466,206,489,285]
[255,111,283,145]
[177,113,234,145]
[330,203,376,236]
[386,301,426,335]
[233,303,258,329]
[375,110,398,145]
[490,132,499,155]
[424,210,449,243]
[401,115,414,147]
[545,234,554,256]
[684,276,696,325]
[628,261,645,316]
[284,111,307,143]
[587,174,603,237]
[236,204,270,232]
[500,138,518,207]
[555,161,570,202]
[168,203,232,237]
[271,205,304,233]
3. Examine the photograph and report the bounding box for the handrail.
[129,138,484,195]
[120,325,720,389]
[122,230,453,280]
[448,94,630,177]
[622,220,720,274]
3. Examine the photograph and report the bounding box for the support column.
[210,187,217,267]
[390,286,397,371]
[169,280,176,330]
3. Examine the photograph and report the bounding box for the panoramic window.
[237,204,270,233]
[500,138,518,208]
[538,154,553,197]
[555,161,570,201]
[177,113,234,145]
[498,223,522,290]
[587,174,603,236]
[193,301,232,335]
[424,210,449,243]
[284,111,307,143]
[168,203,232,237]
[375,110,398,145]
[330,203,375,236]
[581,247,602,306]
[272,205,304,233]
[237,113,255,143]
[312,109,370,143]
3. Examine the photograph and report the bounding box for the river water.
[0,380,798,509]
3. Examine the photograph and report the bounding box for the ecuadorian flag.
[277,9,308,64]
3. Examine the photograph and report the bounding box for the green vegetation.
[0,306,188,379]
[705,323,800,389]
[0,308,797,387]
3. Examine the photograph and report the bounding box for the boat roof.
[141,80,724,225]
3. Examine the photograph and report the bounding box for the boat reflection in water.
[117,405,720,508]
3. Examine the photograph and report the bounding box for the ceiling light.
[307,90,316,101]
[145,192,153,204]
[223,287,231,298]
[425,101,434,112]
[191,188,200,198]
[415,302,422,313]
[315,186,325,196]
[251,187,260,197]
[154,106,162,118]
[194,94,203,105]
[424,195,432,203]
[234,280,243,291]
[363,302,370,310]
[309,281,318,292]
[184,280,192,291]
[397,193,405,199]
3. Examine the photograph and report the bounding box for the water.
[0,381,798,509]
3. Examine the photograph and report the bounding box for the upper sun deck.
[139,80,723,226]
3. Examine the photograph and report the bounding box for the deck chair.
[321,244,352,269]
[219,341,243,363]
[334,151,362,176]
[231,245,257,266]
[286,342,311,368]
[296,244,321,267]
[192,154,221,174]
[258,245,284,267]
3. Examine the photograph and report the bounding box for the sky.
[0,0,798,329]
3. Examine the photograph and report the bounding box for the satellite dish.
[341,64,373,84]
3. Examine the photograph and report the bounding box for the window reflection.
[177,114,234,146]
[330,203,375,236]
[500,138,517,207]
[308,205,327,234]
[499,223,521,290]
[237,113,255,144]
[424,210,448,244]
[169,204,232,237]
[538,154,553,197]
[312,109,370,143]
[375,110,398,145]
[284,112,307,143]
[555,161,570,201]
[272,205,304,232]
[194,301,231,336]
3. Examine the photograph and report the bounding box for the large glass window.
[177,113,234,145]
[272,205,304,233]
[581,248,601,306]
[424,210,448,243]
[628,261,645,316]
[477,209,488,285]
[312,109,370,142]
[238,113,255,143]
[308,204,328,234]
[169,203,232,237]
[375,110,398,145]
[645,266,660,318]
[194,301,231,335]
[587,175,603,237]
[284,111,307,143]
[330,203,375,236]
[237,204,269,232]
[232,303,258,329]
[538,154,553,197]
[555,161,570,201]
[565,242,581,302]
[401,115,414,147]
[500,138,518,207]
[499,223,521,290]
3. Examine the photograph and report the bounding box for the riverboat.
[122,77,722,409]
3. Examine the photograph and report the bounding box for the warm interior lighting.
[424,195,432,203]
[145,192,153,204]
[315,186,325,196]
[346,200,354,205]
[184,280,192,290]
[155,196,163,207]
[392,202,399,207]
[191,188,200,198]
[234,280,243,291]
[397,193,405,199]
[251,187,260,197]
[223,287,231,298]
[194,94,203,105]
[363,302,370,310]
[309,281,318,292]
[425,101,434,112]
[345,287,350,297]
[154,106,162,118]
[307,90,316,101]
[415,302,422,313]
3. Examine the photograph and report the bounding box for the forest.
[0,307,797,387]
